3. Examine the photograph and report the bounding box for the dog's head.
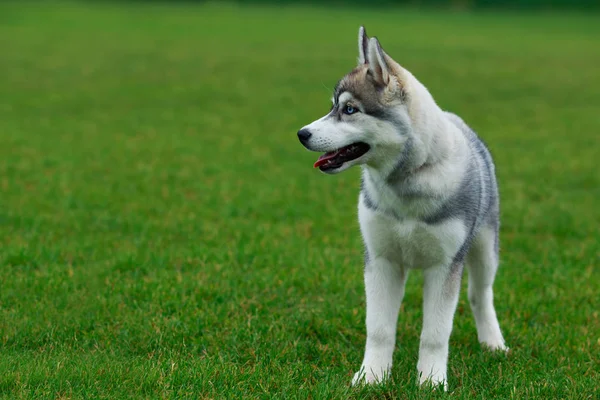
[298,27,431,175]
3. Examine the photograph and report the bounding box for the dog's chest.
[358,195,466,270]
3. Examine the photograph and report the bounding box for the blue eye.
[344,104,356,115]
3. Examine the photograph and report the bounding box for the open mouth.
[313,142,370,171]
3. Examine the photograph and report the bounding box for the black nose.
[297,128,312,145]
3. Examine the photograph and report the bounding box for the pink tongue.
[314,151,340,168]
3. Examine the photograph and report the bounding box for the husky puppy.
[297,27,507,389]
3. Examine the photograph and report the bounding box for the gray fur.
[360,176,378,211]
[361,175,401,220]
[333,66,387,117]
[452,114,497,262]
[385,136,423,196]
[444,112,499,264]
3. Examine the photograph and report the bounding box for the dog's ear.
[357,26,369,65]
[367,37,391,86]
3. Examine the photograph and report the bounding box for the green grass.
[1,2,599,398]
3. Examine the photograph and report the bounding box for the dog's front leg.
[352,257,407,385]
[417,264,462,390]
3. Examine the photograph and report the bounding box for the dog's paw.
[481,339,509,353]
[478,328,508,352]
[418,372,448,391]
[351,366,389,386]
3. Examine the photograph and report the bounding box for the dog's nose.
[297,128,312,145]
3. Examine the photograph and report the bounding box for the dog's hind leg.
[466,226,507,351]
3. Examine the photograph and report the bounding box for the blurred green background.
[233,0,599,9]
[0,1,598,398]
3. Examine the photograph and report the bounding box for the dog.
[297,27,508,390]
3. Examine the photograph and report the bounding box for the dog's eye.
[344,104,357,115]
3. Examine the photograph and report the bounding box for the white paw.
[481,339,509,352]
[351,365,389,386]
[418,371,448,391]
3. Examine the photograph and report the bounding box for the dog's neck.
[362,111,460,199]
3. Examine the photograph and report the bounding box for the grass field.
[1,1,599,398]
